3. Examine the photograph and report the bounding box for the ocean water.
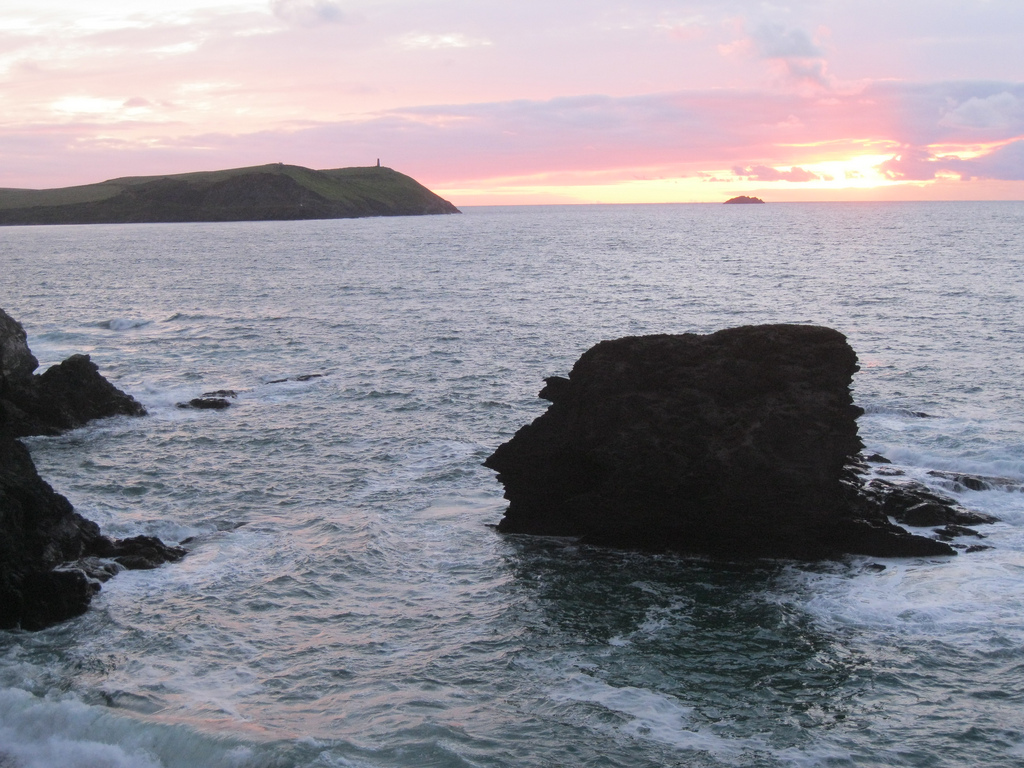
[1,202,1023,768]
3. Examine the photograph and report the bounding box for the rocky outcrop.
[1,308,183,630]
[1,310,145,437]
[485,325,966,560]
[0,436,186,630]
[724,195,765,204]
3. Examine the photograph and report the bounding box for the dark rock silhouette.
[1,309,145,437]
[1,308,183,630]
[485,325,967,560]
[724,196,765,204]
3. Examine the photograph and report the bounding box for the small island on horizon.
[724,195,766,204]
[0,164,460,226]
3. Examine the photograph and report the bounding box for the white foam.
[0,687,256,768]
[875,446,1024,482]
[551,673,763,755]
[782,548,1024,638]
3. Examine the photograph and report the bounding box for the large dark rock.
[485,325,957,560]
[1,308,146,436]
[1,309,182,630]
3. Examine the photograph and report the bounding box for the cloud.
[780,58,833,91]
[749,23,823,59]
[732,164,822,182]
[951,140,1024,181]
[722,21,834,92]
[398,33,493,50]
[50,97,126,116]
[877,148,940,181]
[939,91,1024,132]
[879,140,1024,182]
[270,0,349,27]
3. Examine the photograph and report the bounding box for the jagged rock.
[92,534,186,569]
[485,325,959,560]
[1,433,186,630]
[1,308,182,630]
[0,309,39,388]
[1,309,145,437]
[1,435,102,629]
[934,524,985,541]
[863,478,997,527]
[864,453,892,464]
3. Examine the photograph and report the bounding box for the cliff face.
[485,325,957,560]
[1,309,183,630]
[0,165,459,226]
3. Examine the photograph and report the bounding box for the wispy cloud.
[732,164,823,182]
[270,0,350,27]
[398,32,492,50]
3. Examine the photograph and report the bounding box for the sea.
[1,202,1023,768]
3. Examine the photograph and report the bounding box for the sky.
[1,0,1023,204]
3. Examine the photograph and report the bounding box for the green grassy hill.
[0,164,460,225]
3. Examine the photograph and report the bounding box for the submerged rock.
[485,325,960,560]
[177,397,232,410]
[268,374,324,384]
[1,308,183,631]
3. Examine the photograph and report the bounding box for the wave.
[100,318,152,331]
[860,403,937,418]
[0,688,262,768]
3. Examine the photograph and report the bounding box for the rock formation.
[485,325,976,560]
[1,308,183,630]
[724,196,765,204]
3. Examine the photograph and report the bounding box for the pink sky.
[2,0,1023,204]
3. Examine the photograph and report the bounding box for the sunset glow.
[1,1,1022,204]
